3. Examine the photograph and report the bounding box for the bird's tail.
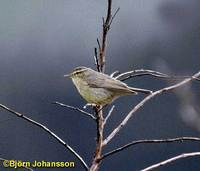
[129,87,152,94]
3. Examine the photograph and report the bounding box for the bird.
[64,66,152,106]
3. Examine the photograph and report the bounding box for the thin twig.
[90,1,113,170]
[100,137,200,160]
[53,101,96,120]
[104,105,115,125]
[141,152,200,171]
[99,0,112,72]
[115,69,200,82]
[0,157,33,171]
[103,70,200,146]
[94,47,101,72]
[121,73,200,82]
[102,17,105,26]
[110,71,120,78]
[97,39,101,51]
[0,104,89,170]
[90,106,104,171]
[115,69,169,80]
[109,7,120,26]
[104,0,112,28]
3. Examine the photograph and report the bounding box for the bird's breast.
[71,77,114,105]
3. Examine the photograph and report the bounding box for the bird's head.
[64,66,89,79]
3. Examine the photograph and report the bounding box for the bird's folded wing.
[86,75,136,94]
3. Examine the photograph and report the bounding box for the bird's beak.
[64,73,71,77]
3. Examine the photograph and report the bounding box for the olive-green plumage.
[65,66,152,105]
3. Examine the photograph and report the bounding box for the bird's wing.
[86,73,136,94]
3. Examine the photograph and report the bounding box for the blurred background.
[0,0,200,170]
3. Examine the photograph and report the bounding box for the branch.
[0,157,33,171]
[109,7,120,26]
[115,69,200,82]
[141,152,200,171]
[115,69,169,80]
[90,106,104,171]
[90,1,114,170]
[100,137,200,160]
[99,0,112,72]
[110,71,120,78]
[0,104,89,170]
[94,47,101,72]
[53,101,96,120]
[97,38,101,50]
[104,105,115,125]
[103,70,200,145]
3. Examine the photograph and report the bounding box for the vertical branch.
[90,107,104,171]
[98,0,112,73]
[94,47,101,72]
[90,1,114,171]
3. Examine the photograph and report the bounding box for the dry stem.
[0,104,89,170]
[100,137,200,160]
[103,71,200,145]
[53,101,96,120]
[141,152,200,171]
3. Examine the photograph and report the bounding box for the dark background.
[0,0,200,170]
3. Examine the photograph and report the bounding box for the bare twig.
[115,69,168,80]
[110,71,120,78]
[97,39,101,51]
[94,47,101,72]
[104,105,115,125]
[53,101,96,120]
[141,152,200,171]
[109,7,120,26]
[104,0,112,28]
[90,106,104,171]
[90,1,114,170]
[102,17,105,26]
[99,0,112,72]
[103,70,200,145]
[0,157,33,171]
[100,137,200,160]
[122,73,200,82]
[115,69,200,82]
[0,104,89,170]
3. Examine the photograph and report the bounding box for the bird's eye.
[73,71,81,76]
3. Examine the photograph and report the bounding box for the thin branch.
[121,73,200,82]
[90,1,113,170]
[141,152,200,171]
[104,0,112,27]
[100,137,200,160]
[104,105,115,125]
[115,69,200,82]
[102,17,105,26]
[0,157,33,171]
[90,106,104,171]
[103,70,200,145]
[115,69,169,80]
[99,0,112,72]
[0,104,89,170]
[94,47,101,72]
[110,71,120,78]
[97,38,101,51]
[53,101,96,120]
[109,7,120,26]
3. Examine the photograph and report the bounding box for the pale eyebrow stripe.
[73,68,88,74]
